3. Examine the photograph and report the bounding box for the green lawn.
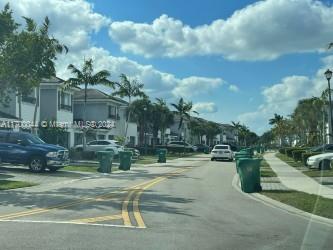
[276,153,333,177]
[0,180,36,190]
[262,190,333,219]
[134,153,202,165]
[275,153,304,169]
[302,169,333,177]
[63,165,99,173]
[260,159,277,178]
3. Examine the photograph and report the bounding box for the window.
[8,133,24,144]
[97,134,105,140]
[97,141,110,145]
[129,136,135,145]
[22,89,37,104]
[215,145,229,150]
[108,135,114,140]
[0,132,7,143]
[88,141,98,145]
[58,91,72,111]
[108,106,119,119]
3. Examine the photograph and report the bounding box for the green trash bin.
[119,151,133,171]
[204,146,210,154]
[237,158,262,193]
[97,151,113,173]
[157,148,167,163]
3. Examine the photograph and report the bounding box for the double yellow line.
[0,167,192,226]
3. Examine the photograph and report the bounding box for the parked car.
[309,144,333,153]
[194,144,210,153]
[0,131,69,172]
[211,144,233,161]
[125,148,141,159]
[307,153,333,169]
[74,140,124,155]
[166,141,197,152]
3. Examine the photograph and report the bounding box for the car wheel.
[211,158,215,161]
[29,156,45,173]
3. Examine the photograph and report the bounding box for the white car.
[74,140,124,155]
[211,144,233,161]
[307,153,333,169]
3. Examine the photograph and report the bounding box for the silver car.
[74,140,124,155]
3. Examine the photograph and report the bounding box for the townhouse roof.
[41,76,64,84]
[74,89,128,105]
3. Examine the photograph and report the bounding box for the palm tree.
[63,58,114,148]
[269,113,284,125]
[151,98,174,147]
[171,97,198,141]
[112,74,147,144]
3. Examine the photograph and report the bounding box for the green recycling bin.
[157,148,167,163]
[119,151,133,171]
[204,147,210,154]
[237,158,262,193]
[97,151,113,173]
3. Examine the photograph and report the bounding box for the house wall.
[40,88,57,121]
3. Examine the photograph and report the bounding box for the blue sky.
[2,0,333,134]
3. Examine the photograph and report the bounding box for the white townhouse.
[39,76,78,148]
[73,89,137,146]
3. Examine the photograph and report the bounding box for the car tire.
[29,156,46,173]
[211,158,215,161]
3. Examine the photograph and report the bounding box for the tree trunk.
[83,84,87,150]
[32,87,40,135]
[18,92,22,131]
[124,97,131,146]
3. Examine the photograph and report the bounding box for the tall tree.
[171,97,198,141]
[204,122,222,146]
[112,74,147,144]
[63,58,114,148]
[128,97,152,146]
[150,98,174,147]
[0,3,18,105]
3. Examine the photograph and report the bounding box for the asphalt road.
[0,155,332,250]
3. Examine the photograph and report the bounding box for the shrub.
[302,152,321,166]
[292,150,306,162]
[278,148,286,154]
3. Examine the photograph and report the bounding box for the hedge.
[302,152,321,166]
[285,147,304,158]
[292,150,307,162]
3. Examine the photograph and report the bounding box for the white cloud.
[237,55,333,134]
[109,0,333,61]
[172,77,224,98]
[55,46,225,100]
[1,0,110,51]
[229,84,239,92]
[193,102,218,114]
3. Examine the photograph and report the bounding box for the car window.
[88,141,97,145]
[8,133,24,144]
[215,145,229,150]
[98,141,111,145]
[0,133,7,143]
[326,145,333,151]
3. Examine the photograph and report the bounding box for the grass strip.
[262,190,333,219]
[63,165,99,173]
[275,153,304,169]
[0,180,36,190]
[260,159,277,178]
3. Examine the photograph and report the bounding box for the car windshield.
[25,134,45,144]
[215,146,229,150]
[311,145,324,152]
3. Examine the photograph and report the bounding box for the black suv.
[0,131,69,172]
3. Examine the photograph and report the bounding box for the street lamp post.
[143,107,148,155]
[325,69,333,143]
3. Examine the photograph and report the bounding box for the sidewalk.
[264,153,333,199]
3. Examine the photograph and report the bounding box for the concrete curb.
[232,174,333,228]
